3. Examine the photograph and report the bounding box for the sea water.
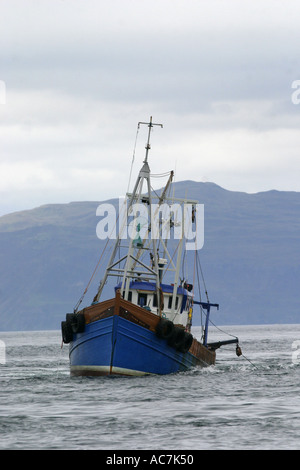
[0,324,299,450]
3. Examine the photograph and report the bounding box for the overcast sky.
[1,0,300,216]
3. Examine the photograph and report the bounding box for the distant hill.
[0,181,299,331]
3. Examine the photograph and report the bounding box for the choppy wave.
[0,325,299,449]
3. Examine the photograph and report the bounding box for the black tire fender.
[66,313,76,325]
[71,313,85,334]
[167,326,186,350]
[180,332,193,353]
[61,321,73,344]
[156,318,174,340]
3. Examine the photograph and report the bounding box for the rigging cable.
[203,313,258,368]
[196,250,209,303]
[74,123,141,313]
[240,352,258,369]
[73,204,122,312]
[194,251,257,368]
[126,124,140,195]
[73,237,110,313]
[194,249,204,339]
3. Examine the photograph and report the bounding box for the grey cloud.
[1,0,300,215]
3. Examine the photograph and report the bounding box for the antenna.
[138,116,163,163]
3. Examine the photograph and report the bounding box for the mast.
[94,117,163,308]
[138,116,163,163]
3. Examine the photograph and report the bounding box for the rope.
[205,315,258,369]
[240,352,258,369]
[74,123,141,312]
[196,251,209,303]
[207,316,238,341]
[126,125,140,195]
[73,236,111,312]
[192,251,258,369]
[73,198,124,312]
[194,251,204,339]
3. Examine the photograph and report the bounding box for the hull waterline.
[68,294,216,377]
[69,316,212,377]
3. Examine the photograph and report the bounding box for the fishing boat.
[61,117,240,376]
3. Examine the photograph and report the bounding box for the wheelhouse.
[115,280,193,328]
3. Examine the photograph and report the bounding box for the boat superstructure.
[61,117,240,376]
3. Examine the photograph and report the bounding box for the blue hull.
[69,315,205,376]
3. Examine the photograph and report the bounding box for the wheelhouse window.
[138,293,147,307]
[168,295,179,309]
[122,290,132,302]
